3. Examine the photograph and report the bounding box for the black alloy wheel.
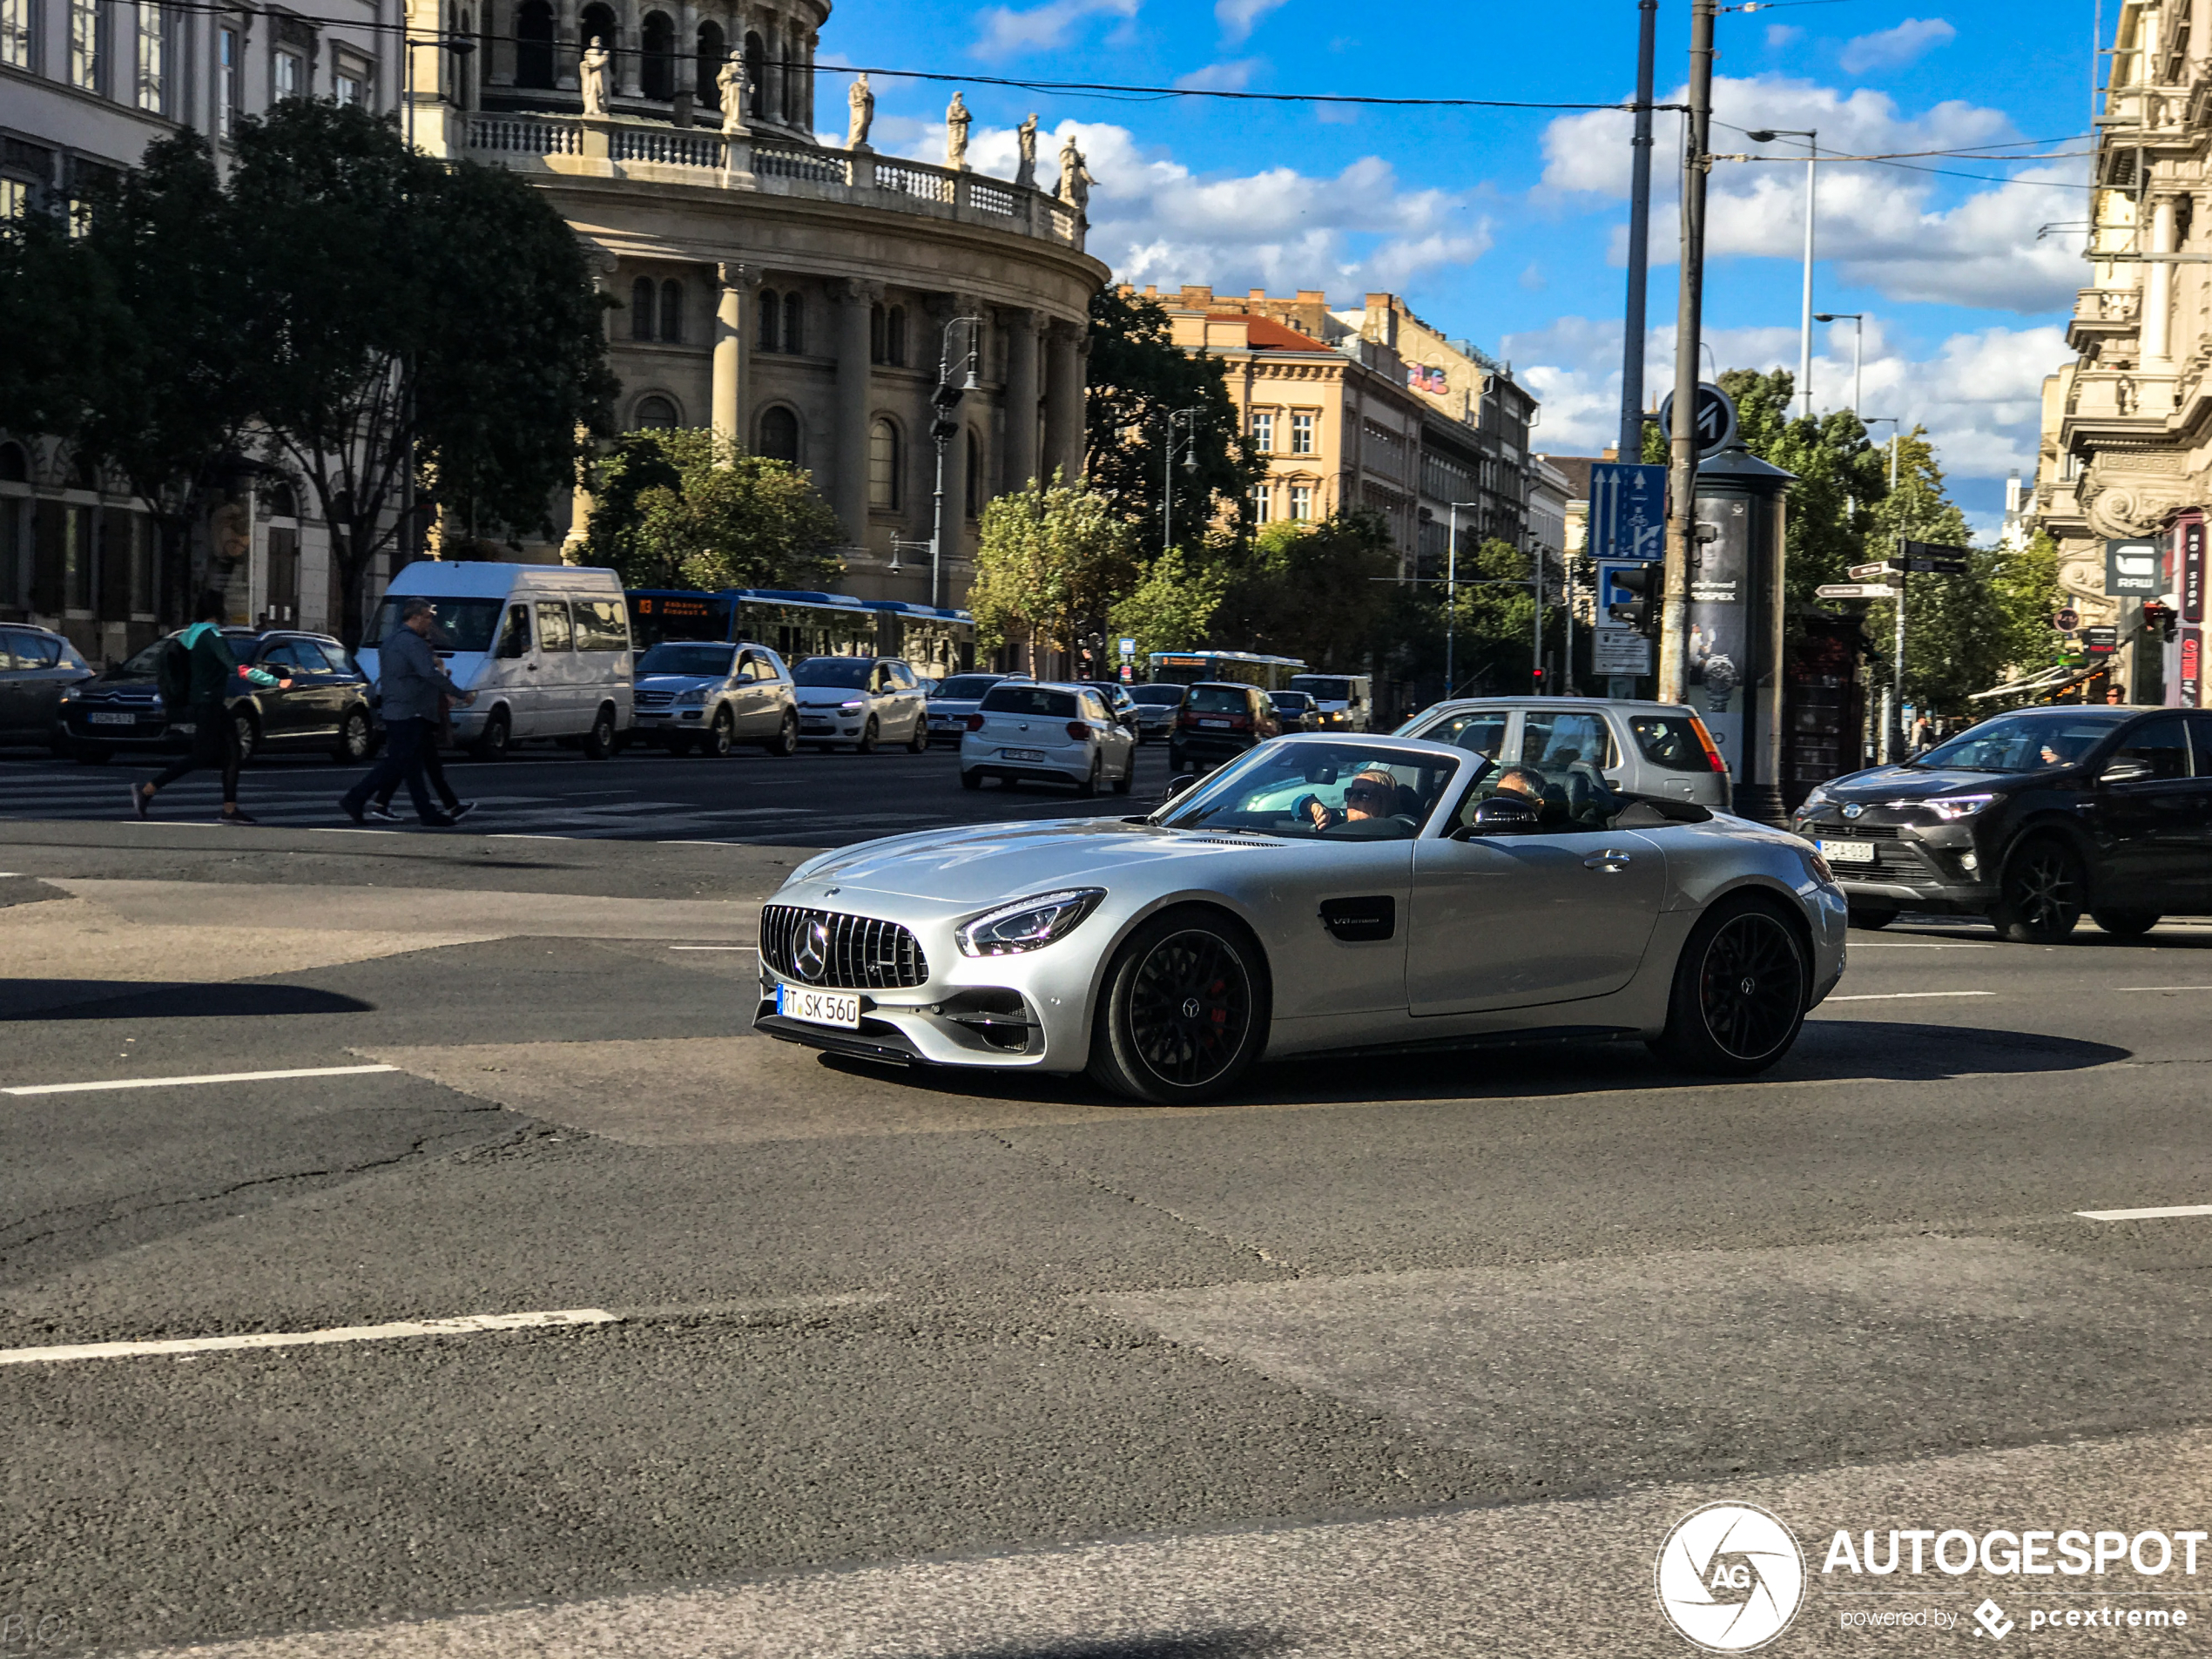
[1089,909,1270,1104]
[331,708,373,764]
[470,708,511,761]
[766,711,799,756]
[232,711,259,765]
[2092,908,2160,938]
[1992,838,2084,944]
[1652,899,1810,1076]
[705,707,735,758]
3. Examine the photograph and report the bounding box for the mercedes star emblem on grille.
[793,917,829,981]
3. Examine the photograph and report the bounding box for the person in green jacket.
[130,591,289,825]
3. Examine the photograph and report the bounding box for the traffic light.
[929,376,964,443]
[1608,564,1659,638]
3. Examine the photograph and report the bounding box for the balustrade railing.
[467,115,580,156]
[877,160,955,204]
[754,140,850,184]
[614,128,723,167]
[968,179,1017,217]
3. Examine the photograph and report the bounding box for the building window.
[135,2,168,111]
[782,291,804,354]
[1290,411,1315,455]
[219,26,240,138]
[869,303,886,365]
[696,19,724,109]
[1251,411,1273,453]
[635,395,679,429]
[0,0,28,69]
[70,0,99,91]
[639,10,673,100]
[64,506,93,611]
[887,305,906,368]
[0,501,24,609]
[759,405,799,463]
[334,51,370,105]
[630,277,656,341]
[743,30,764,118]
[965,429,981,518]
[274,46,303,101]
[868,418,900,509]
[757,287,779,351]
[1250,483,1271,524]
[515,0,553,87]
[1290,484,1313,522]
[658,278,683,344]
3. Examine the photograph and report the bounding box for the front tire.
[1088,907,1271,1105]
[583,705,617,760]
[2094,908,2160,938]
[1650,896,1811,1076]
[704,707,735,758]
[469,708,511,762]
[1990,837,2084,943]
[855,717,878,755]
[331,708,373,764]
[232,711,259,765]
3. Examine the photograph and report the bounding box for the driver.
[1305,767,1398,831]
[2038,733,2093,767]
[1492,765,1545,800]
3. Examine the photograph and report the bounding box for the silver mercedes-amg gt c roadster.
[755,733,1847,1103]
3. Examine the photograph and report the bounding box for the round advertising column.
[1688,444,1795,825]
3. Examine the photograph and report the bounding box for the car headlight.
[1921,792,1999,820]
[60,685,79,702]
[838,698,864,711]
[674,687,711,706]
[956,888,1107,957]
[1802,781,1832,808]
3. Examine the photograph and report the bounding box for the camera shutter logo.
[1656,1502,1805,1652]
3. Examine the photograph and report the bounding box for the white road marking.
[2,1063,400,1097]
[1824,990,1996,1002]
[2119,985,2212,993]
[1847,943,1995,950]
[0,1308,620,1366]
[2075,1204,2212,1222]
[668,945,756,952]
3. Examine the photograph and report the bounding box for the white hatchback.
[959,681,1136,796]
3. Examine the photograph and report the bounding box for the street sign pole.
[1619,0,1658,462]
[1661,0,1716,705]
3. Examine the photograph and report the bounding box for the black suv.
[1791,705,2212,941]
[1169,681,1282,772]
[61,628,380,765]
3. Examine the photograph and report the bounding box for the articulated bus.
[1145,650,1309,691]
[626,588,975,678]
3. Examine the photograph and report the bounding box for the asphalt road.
[3,774,2212,1656]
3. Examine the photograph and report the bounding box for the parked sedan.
[1791,705,2212,941]
[1124,682,1185,743]
[959,680,1136,795]
[754,733,1846,1103]
[792,655,929,753]
[631,639,799,756]
[60,629,378,765]
[925,672,1012,746]
[0,624,93,751]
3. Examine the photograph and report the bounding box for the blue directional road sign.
[1589,462,1668,562]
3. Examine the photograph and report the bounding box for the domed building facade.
[408,0,1108,609]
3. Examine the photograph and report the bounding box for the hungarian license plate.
[778,985,860,1028]
[1818,838,1877,865]
[1198,718,1231,727]
[1001,747,1045,763]
[88,711,138,726]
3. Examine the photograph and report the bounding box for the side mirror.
[1166,772,1198,799]
[2102,758,2154,786]
[1454,794,1541,837]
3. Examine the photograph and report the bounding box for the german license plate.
[778,985,860,1028]
[1818,839,1876,865]
[88,711,137,725]
[1001,747,1045,763]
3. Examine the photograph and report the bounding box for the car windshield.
[361,597,505,652]
[635,643,736,678]
[1912,712,2127,773]
[1291,676,1353,701]
[792,657,873,688]
[1128,685,1184,706]
[934,676,1001,699]
[980,685,1078,718]
[1157,743,1459,840]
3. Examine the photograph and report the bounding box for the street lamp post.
[927,316,984,612]
[403,32,476,150]
[1162,407,1203,556]
[1749,126,1818,418]
[1864,414,1904,763]
[1813,312,1864,414]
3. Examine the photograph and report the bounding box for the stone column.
[556,0,579,87]
[2146,193,2178,370]
[488,0,516,86]
[712,261,755,456]
[617,0,643,96]
[833,277,882,544]
[672,0,698,122]
[760,13,783,130]
[804,30,818,131]
[1000,307,1039,492]
[1042,318,1084,486]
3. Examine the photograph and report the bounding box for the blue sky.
[822,0,2101,527]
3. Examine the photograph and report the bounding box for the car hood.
[793,685,869,705]
[78,671,158,693]
[637,673,722,692]
[782,818,1279,906]
[1822,765,2034,802]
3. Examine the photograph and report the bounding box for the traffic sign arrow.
[1816,583,1898,599]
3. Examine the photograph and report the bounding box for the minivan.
[1393,698,1732,810]
[359,563,633,760]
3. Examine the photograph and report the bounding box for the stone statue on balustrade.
[1015,113,1039,188]
[847,72,873,149]
[945,91,970,171]
[1057,134,1093,212]
[718,51,749,134]
[579,37,611,117]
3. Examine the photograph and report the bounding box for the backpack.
[155,635,193,714]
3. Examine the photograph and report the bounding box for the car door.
[533,598,577,732]
[893,662,927,738]
[1261,840,1419,1022]
[2093,714,2201,907]
[0,631,30,738]
[262,639,340,738]
[1405,783,1669,1015]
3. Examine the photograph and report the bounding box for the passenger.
[1492,765,1547,800]
[1305,767,1398,831]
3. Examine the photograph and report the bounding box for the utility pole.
[1447,501,1480,698]
[1890,428,1907,762]
[1660,0,1716,705]
[1619,0,1659,460]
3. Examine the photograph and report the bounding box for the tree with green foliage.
[1108,546,1229,660]
[1213,512,1397,671]
[1084,286,1265,550]
[968,476,1140,665]
[577,428,843,591]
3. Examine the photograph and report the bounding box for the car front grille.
[1820,836,1943,886]
[759,904,929,988]
[635,690,675,708]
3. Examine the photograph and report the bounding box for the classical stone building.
[408,0,1107,609]
[2031,0,2212,705]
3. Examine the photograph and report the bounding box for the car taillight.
[1177,709,1197,726]
[964,713,986,732]
[1226,714,1251,731]
[1065,721,1089,741]
[1689,715,1729,773]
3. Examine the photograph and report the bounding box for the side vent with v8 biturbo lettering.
[1318,895,1396,943]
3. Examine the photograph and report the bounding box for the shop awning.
[1967,663,2105,703]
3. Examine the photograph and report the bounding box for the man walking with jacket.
[131,591,288,826]
[342,597,475,828]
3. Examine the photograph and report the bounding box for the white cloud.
[1541,75,2086,314]
[934,120,1493,296]
[1175,58,1264,91]
[1217,0,1285,44]
[1765,24,1803,49]
[973,0,1139,57]
[1839,17,1958,75]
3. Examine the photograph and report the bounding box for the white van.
[358,562,633,760]
[1288,672,1373,732]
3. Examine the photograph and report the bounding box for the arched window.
[756,287,779,351]
[782,291,804,354]
[868,303,886,365]
[265,482,299,519]
[635,395,679,429]
[742,30,764,118]
[887,305,907,368]
[696,19,724,110]
[759,406,800,463]
[630,277,656,341]
[964,429,981,518]
[639,10,673,101]
[658,278,683,344]
[0,442,29,482]
[868,418,900,509]
[515,0,554,88]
